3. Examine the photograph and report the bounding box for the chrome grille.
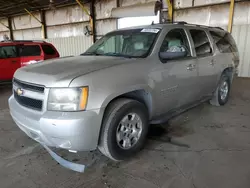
[13,78,44,93]
[14,91,43,111]
[13,78,44,111]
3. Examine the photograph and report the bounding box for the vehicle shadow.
[146,102,208,149]
[147,123,191,148]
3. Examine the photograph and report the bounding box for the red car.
[0,40,60,83]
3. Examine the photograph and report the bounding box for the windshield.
[82,28,160,58]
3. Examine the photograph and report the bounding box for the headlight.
[48,87,88,111]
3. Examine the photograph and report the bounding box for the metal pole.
[24,8,46,39]
[90,0,96,43]
[7,17,13,40]
[228,0,235,33]
[40,10,47,39]
[166,0,174,22]
[0,21,8,29]
[76,0,91,16]
[24,8,42,24]
[76,0,95,43]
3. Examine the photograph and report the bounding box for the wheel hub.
[116,113,142,150]
[220,80,229,101]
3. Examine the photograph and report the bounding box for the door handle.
[187,64,195,70]
[210,59,215,66]
[11,60,17,63]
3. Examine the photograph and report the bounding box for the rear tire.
[210,74,231,106]
[98,98,149,161]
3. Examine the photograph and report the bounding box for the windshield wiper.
[81,52,103,56]
[102,52,133,58]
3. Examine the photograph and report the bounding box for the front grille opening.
[14,91,43,111]
[13,78,44,93]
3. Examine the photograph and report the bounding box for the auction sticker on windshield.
[141,28,160,33]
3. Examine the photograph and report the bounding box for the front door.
[189,29,218,97]
[153,28,199,116]
[0,45,20,81]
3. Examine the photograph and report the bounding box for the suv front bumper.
[9,95,104,151]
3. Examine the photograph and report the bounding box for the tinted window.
[20,45,41,56]
[160,28,191,56]
[190,29,212,57]
[0,46,17,59]
[42,45,56,55]
[210,31,237,53]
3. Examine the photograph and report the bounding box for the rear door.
[19,44,43,66]
[0,45,20,80]
[41,44,60,60]
[189,29,217,98]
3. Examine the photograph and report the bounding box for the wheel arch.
[221,67,234,83]
[102,89,153,119]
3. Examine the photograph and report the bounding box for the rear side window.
[20,45,41,56]
[190,29,212,57]
[0,46,17,58]
[42,45,56,55]
[210,31,237,53]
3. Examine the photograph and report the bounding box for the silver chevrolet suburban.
[9,22,239,161]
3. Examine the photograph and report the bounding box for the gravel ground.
[0,77,249,188]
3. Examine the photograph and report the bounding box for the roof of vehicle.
[0,40,52,46]
[116,22,226,33]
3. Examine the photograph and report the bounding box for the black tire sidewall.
[218,75,231,105]
[106,101,148,160]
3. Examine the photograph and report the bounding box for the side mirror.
[159,45,188,60]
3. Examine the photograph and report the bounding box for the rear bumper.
[9,95,104,151]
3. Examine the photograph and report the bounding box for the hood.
[14,56,133,87]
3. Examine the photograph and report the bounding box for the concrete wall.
[0,18,10,40]
[0,0,118,56]
[0,0,158,56]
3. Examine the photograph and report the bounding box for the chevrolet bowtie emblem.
[17,88,24,96]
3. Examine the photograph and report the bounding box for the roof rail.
[214,26,224,30]
[180,22,224,30]
[175,21,188,24]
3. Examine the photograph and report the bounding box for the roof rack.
[0,40,46,43]
[175,21,188,24]
[179,22,224,30]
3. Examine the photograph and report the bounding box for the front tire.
[98,98,149,161]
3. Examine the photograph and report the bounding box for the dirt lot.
[0,78,250,188]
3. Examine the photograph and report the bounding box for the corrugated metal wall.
[46,35,92,57]
[174,1,250,77]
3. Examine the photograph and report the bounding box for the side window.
[210,31,237,53]
[190,29,212,57]
[42,45,56,55]
[0,46,17,59]
[20,45,41,57]
[160,28,191,57]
